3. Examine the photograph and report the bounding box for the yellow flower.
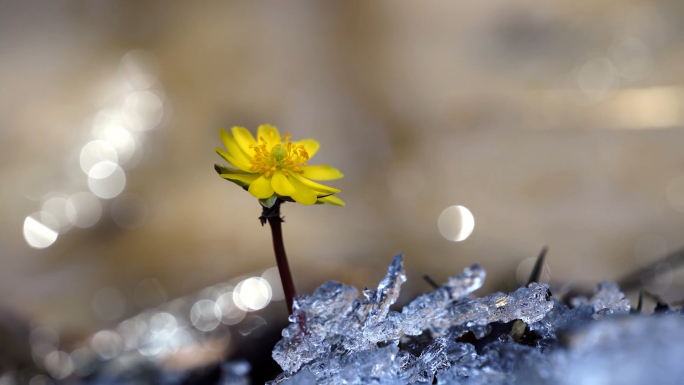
[215,125,344,206]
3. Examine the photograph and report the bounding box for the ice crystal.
[270,254,555,383]
[589,281,630,319]
[528,300,594,339]
[270,254,684,384]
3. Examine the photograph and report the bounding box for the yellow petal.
[232,126,256,156]
[220,173,259,185]
[216,148,253,172]
[220,173,259,189]
[302,165,344,180]
[248,175,274,199]
[291,173,340,194]
[287,174,317,205]
[215,164,246,175]
[317,195,345,206]
[294,139,320,158]
[271,169,296,196]
[220,128,251,162]
[256,124,281,148]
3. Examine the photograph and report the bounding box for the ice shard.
[268,255,684,385]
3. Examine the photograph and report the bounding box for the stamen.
[248,130,309,176]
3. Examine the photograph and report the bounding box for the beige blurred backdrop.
[2,0,684,339]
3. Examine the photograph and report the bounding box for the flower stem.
[260,199,296,315]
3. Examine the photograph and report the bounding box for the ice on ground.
[270,254,684,385]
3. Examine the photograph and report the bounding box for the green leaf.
[259,196,278,208]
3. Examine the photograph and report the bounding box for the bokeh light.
[95,125,137,165]
[90,330,123,360]
[438,205,475,242]
[30,327,60,370]
[123,91,164,132]
[577,57,619,100]
[40,194,74,232]
[261,267,285,302]
[641,263,674,295]
[23,212,59,249]
[149,312,177,333]
[234,278,272,311]
[119,50,160,90]
[43,351,73,380]
[65,192,102,228]
[610,38,651,81]
[138,312,183,357]
[216,291,247,325]
[117,318,148,351]
[190,300,222,332]
[88,163,126,199]
[28,375,53,385]
[32,343,57,368]
[18,48,167,259]
[80,140,118,177]
[69,347,97,377]
[87,160,118,179]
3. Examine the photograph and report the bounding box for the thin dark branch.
[527,246,549,286]
[631,291,643,314]
[423,275,440,290]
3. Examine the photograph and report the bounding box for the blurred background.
[2,0,684,383]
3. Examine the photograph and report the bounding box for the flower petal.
[220,173,259,188]
[221,173,259,183]
[287,174,317,205]
[216,148,253,172]
[291,173,340,194]
[256,124,281,148]
[220,129,251,162]
[248,175,274,199]
[271,169,297,196]
[317,195,345,206]
[294,139,320,158]
[215,164,247,175]
[232,126,256,156]
[302,165,344,180]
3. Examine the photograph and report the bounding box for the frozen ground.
[269,254,684,385]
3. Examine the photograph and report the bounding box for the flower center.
[249,131,309,177]
[273,145,288,162]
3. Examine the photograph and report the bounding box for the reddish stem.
[261,200,296,315]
